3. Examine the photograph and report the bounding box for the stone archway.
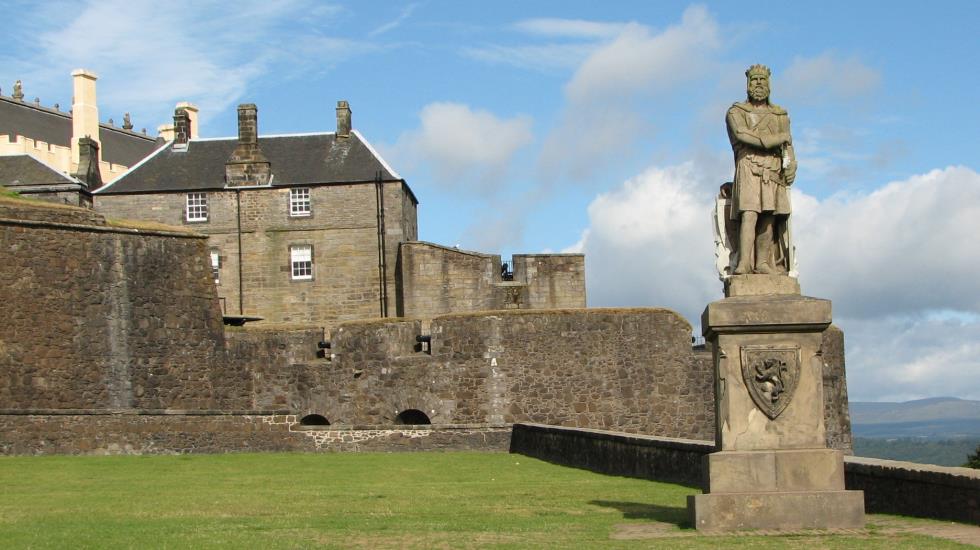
[393,409,431,425]
[299,414,330,426]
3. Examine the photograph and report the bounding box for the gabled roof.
[97,130,409,198]
[0,96,159,167]
[0,154,82,187]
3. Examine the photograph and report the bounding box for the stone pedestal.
[687,275,864,531]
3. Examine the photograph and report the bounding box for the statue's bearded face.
[748,74,770,102]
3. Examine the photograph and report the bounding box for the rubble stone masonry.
[1,198,852,454]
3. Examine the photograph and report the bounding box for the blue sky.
[2,1,978,402]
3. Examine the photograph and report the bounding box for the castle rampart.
[0,198,851,455]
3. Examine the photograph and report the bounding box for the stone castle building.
[94,102,585,326]
[0,70,160,205]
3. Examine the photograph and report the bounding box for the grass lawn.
[0,452,968,549]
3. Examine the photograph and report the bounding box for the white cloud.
[841,315,980,401]
[462,17,626,72]
[573,161,724,320]
[388,102,533,193]
[461,43,597,72]
[577,162,980,400]
[778,53,881,104]
[565,7,720,104]
[513,18,627,39]
[538,6,722,183]
[369,3,418,37]
[794,166,980,318]
[2,1,366,133]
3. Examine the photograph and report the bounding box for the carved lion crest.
[739,345,801,419]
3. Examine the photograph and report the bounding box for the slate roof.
[0,96,159,167]
[97,131,409,198]
[0,154,81,187]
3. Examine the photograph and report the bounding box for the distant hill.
[849,397,980,466]
[850,397,980,424]
[852,437,978,467]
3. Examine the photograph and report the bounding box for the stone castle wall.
[0,199,251,411]
[305,311,714,439]
[1,198,852,455]
[396,241,586,319]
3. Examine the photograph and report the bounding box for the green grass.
[0,452,968,549]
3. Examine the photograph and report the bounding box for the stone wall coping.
[514,423,715,453]
[514,253,585,258]
[225,324,324,333]
[0,216,206,239]
[402,240,495,259]
[845,455,980,488]
[335,317,422,328]
[434,306,690,324]
[0,409,292,416]
[296,423,511,431]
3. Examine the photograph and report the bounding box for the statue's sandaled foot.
[754,263,774,275]
[734,263,751,275]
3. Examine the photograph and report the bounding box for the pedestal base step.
[687,490,865,532]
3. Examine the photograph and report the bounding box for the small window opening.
[210,250,221,284]
[300,414,330,426]
[394,409,431,425]
[501,260,514,281]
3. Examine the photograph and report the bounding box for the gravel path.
[610,514,980,547]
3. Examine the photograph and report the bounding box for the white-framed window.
[186,192,208,222]
[290,244,313,280]
[289,188,311,217]
[209,250,221,284]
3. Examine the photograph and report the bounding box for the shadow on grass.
[590,500,692,529]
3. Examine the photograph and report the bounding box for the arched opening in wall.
[394,409,431,425]
[300,414,330,426]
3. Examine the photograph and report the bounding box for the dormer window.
[186,192,208,222]
[289,188,311,217]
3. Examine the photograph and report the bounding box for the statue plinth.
[687,277,864,531]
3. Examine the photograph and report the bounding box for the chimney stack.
[176,102,199,139]
[336,100,351,138]
[71,137,103,191]
[173,108,191,147]
[225,103,271,187]
[70,69,100,166]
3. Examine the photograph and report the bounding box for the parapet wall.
[315,309,715,439]
[510,423,980,525]
[0,135,129,182]
[397,241,586,319]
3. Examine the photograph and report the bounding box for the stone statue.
[723,64,797,276]
[122,113,133,130]
[12,79,24,101]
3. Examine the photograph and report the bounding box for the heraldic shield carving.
[739,345,802,420]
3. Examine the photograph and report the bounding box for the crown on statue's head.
[745,64,771,78]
